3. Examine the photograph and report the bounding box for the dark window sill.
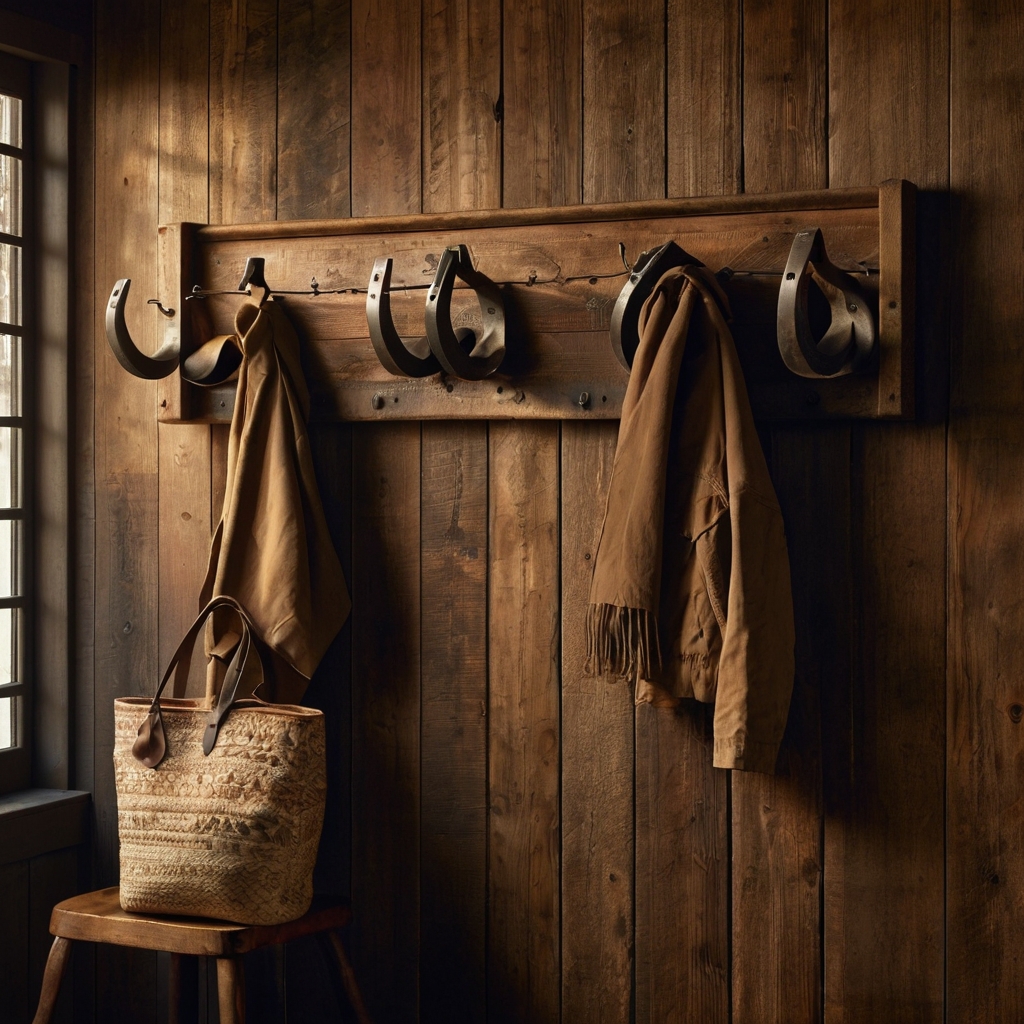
[0,788,88,865]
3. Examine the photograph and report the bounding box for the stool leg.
[215,956,245,1024]
[31,936,72,1024]
[326,930,374,1024]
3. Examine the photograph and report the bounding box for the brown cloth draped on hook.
[200,298,350,705]
[586,265,795,773]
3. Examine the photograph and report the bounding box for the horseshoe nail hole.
[392,396,399,403]
[889,300,898,309]
[487,307,495,315]
[848,303,858,312]
[589,277,598,285]
[1009,703,1024,723]
[497,386,504,394]
[786,272,795,280]
[446,383,454,393]
[601,395,607,402]
[373,273,380,282]
[369,293,375,299]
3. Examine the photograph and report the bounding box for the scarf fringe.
[585,603,662,681]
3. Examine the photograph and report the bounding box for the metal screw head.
[578,391,591,409]
[371,393,385,410]
[848,303,858,312]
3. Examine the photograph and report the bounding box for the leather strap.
[131,595,267,769]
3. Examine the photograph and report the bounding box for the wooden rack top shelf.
[155,181,914,424]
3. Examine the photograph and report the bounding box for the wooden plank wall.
[76,0,1024,1021]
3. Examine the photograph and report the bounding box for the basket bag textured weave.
[113,596,326,926]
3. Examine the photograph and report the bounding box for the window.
[0,51,29,790]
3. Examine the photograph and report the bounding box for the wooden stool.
[31,886,373,1024]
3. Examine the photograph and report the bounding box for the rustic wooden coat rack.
[108,180,915,423]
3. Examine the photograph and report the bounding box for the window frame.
[0,50,33,793]
[0,49,72,797]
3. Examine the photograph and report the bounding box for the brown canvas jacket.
[588,266,795,773]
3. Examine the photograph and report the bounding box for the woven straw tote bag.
[113,595,326,926]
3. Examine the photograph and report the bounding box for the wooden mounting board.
[156,181,914,423]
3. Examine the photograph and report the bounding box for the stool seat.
[33,886,372,1024]
[49,885,352,956]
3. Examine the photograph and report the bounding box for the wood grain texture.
[635,702,729,1024]
[734,1,828,1018]
[93,0,161,904]
[278,0,351,221]
[422,0,500,213]
[351,0,421,217]
[560,420,633,1024]
[304,424,354,901]
[742,0,827,194]
[732,429,837,1024]
[350,422,421,1024]
[487,421,560,1024]
[828,3,948,1021]
[502,0,582,209]
[157,0,209,228]
[667,0,741,198]
[210,0,278,224]
[948,1,1024,1020]
[420,421,488,1024]
[157,1,211,700]
[583,0,665,203]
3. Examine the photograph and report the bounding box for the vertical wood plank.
[29,848,79,1024]
[590,5,732,1022]
[948,2,1024,1020]
[487,420,560,1024]
[93,0,161,895]
[72,37,98,1020]
[667,0,742,198]
[634,701,729,1024]
[742,0,827,195]
[422,0,501,214]
[502,0,582,209]
[158,0,211,698]
[827,2,948,1021]
[419,421,488,1024]
[210,0,278,224]
[278,0,351,221]
[305,424,354,900]
[561,420,633,1024]
[735,2,829,1021]
[0,859,29,1024]
[351,0,421,217]
[350,421,421,1024]
[582,0,665,204]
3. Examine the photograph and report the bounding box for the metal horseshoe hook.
[105,278,181,380]
[424,245,505,380]
[777,228,877,378]
[609,241,702,370]
[366,257,441,377]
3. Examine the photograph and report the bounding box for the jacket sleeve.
[710,487,795,773]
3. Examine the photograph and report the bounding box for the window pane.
[0,427,20,507]
[0,94,22,149]
[0,154,21,236]
[0,335,20,416]
[0,242,20,325]
[0,696,11,749]
[0,520,21,598]
[0,607,18,684]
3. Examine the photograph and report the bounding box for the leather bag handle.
[131,595,267,769]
